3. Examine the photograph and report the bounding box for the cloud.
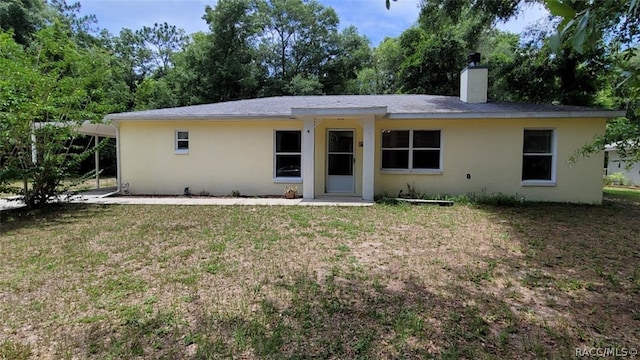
[80,0,418,45]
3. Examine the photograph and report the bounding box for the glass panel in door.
[326,130,355,193]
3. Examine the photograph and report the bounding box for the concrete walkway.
[1,188,373,210]
[74,195,373,207]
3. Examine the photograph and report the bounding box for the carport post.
[94,135,100,189]
[31,131,37,164]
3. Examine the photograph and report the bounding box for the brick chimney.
[460,53,488,103]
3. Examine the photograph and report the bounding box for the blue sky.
[80,0,549,47]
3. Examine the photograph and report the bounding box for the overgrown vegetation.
[0,4,124,208]
[2,197,638,358]
[376,183,524,206]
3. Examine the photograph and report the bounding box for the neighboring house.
[605,143,640,185]
[103,65,624,204]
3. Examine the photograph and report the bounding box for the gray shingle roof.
[105,95,625,121]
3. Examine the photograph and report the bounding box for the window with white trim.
[381,130,441,170]
[522,129,555,181]
[175,130,189,154]
[275,130,301,178]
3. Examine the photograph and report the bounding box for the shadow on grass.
[473,196,640,351]
[0,203,110,233]
[79,271,571,359]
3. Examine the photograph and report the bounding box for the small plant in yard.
[284,185,298,199]
[230,189,241,197]
[469,190,525,206]
[0,340,31,360]
[604,172,630,186]
[377,185,522,206]
[398,183,421,199]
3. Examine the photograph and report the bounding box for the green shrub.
[470,192,525,207]
[604,172,630,186]
[375,186,523,207]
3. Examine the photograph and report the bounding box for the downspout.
[100,123,121,198]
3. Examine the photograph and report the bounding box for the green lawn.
[1,196,639,359]
[604,186,640,201]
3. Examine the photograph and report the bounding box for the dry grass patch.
[1,177,116,198]
[0,196,639,359]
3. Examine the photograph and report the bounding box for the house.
[103,65,624,204]
[605,143,640,185]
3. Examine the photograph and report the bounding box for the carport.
[32,121,119,194]
[76,121,118,191]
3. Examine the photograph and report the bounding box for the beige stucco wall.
[117,116,606,203]
[375,117,607,203]
[118,120,303,196]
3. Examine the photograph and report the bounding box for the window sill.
[521,180,556,187]
[381,169,443,175]
[273,177,303,184]
[175,150,189,155]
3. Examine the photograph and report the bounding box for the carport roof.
[33,121,117,138]
[77,121,117,137]
[104,94,625,121]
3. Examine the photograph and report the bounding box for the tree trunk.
[22,177,32,209]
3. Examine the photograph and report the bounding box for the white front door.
[326,130,355,193]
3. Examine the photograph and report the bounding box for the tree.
[480,29,520,100]
[397,27,466,95]
[544,0,640,162]
[487,25,607,106]
[137,22,188,76]
[198,0,263,102]
[255,0,339,95]
[321,26,372,94]
[417,0,521,51]
[134,77,179,110]
[48,0,99,47]
[361,37,405,94]
[105,28,152,94]
[0,0,46,45]
[0,23,122,208]
[545,0,639,98]
[101,22,187,110]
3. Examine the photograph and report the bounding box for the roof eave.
[107,114,297,122]
[105,109,626,122]
[388,110,627,119]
